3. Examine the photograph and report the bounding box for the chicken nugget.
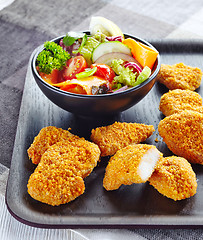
[159,89,203,116]
[27,137,100,206]
[28,165,85,206]
[91,122,155,157]
[149,156,197,201]
[103,144,163,191]
[27,126,74,164]
[158,110,203,164]
[44,136,101,178]
[157,63,202,91]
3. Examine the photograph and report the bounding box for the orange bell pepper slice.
[123,38,158,69]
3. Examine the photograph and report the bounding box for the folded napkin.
[77,229,147,240]
[0,0,15,11]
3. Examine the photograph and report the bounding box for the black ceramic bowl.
[31,32,160,117]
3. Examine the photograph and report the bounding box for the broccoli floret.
[37,41,70,74]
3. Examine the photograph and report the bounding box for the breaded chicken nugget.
[91,122,155,157]
[159,89,203,116]
[27,137,100,206]
[103,144,163,191]
[27,126,74,164]
[157,63,202,91]
[158,110,203,164]
[149,156,197,201]
[28,164,85,206]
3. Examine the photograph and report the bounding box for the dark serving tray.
[6,40,203,228]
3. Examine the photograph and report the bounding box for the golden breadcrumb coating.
[28,165,85,206]
[158,110,203,164]
[27,137,100,206]
[159,89,203,116]
[157,63,202,91]
[149,156,197,201]
[27,126,74,164]
[91,122,155,157]
[103,144,163,191]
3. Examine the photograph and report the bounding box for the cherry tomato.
[62,56,87,80]
[91,64,115,84]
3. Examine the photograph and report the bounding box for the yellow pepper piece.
[123,38,158,69]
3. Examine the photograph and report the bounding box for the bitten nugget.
[158,110,203,164]
[159,89,203,116]
[27,126,74,164]
[91,122,155,157]
[27,137,100,206]
[157,63,202,91]
[103,144,163,191]
[149,156,197,201]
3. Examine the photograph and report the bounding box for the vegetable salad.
[36,18,158,95]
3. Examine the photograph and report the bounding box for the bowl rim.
[32,32,161,99]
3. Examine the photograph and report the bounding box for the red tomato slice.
[91,63,115,84]
[62,56,87,80]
